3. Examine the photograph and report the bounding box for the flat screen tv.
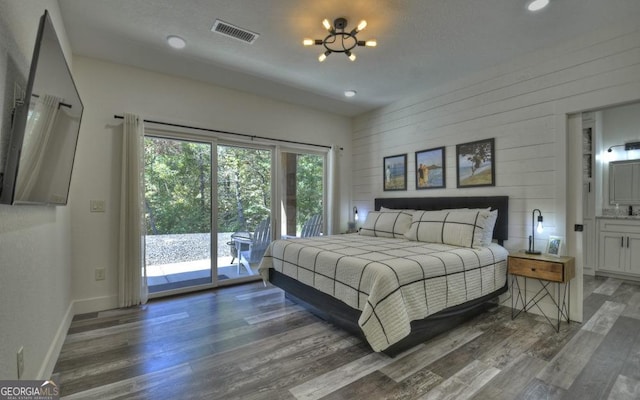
[0,10,83,205]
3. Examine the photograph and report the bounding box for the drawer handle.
[531,268,536,272]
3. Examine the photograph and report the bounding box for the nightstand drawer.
[508,257,564,282]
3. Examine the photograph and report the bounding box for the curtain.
[14,94,61,200]
[118,113,148,307]
[327,145,341,234]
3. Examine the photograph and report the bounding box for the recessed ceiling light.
[344,90,357,98]
[167,35,186,49]
[527,0,549,11]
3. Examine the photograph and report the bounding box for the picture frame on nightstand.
[546,235,564,257]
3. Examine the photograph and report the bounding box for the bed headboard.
[374,196,509,244]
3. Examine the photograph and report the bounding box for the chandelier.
[303,17,377,62]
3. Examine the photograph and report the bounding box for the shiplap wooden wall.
[352,24,640,255]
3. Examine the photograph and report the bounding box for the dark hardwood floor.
[53,276,640,399]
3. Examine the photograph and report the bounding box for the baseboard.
[37,302,74,380]
[596,270,640,283]
[37,294,118,379]
[72,294,119,315]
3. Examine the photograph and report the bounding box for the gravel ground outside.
[145,233,234,265]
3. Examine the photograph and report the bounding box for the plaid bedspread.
[258,234,508,352]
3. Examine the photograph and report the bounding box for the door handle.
[627,236,630,248]
[622,236,625,247]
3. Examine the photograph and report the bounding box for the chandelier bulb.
[365,40,377,47]
[303,38,314,46]
[357,20,367,32]
[318,52,328,62]
[348,52,356,62]
[322,19,332,31]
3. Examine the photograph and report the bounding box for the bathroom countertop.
[597,215,640,220]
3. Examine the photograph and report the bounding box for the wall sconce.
[526,209,544,254]
[608,142,640,152]
[347,206,358,233]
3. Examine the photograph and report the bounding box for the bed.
[258,196,509,356]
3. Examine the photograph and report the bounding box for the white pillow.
[481,209,498,246]
[359,210,413,238]
[404,209,494,247]
[443,208,497,246]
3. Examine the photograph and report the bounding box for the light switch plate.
[90,200,105,213]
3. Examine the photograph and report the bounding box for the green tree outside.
[144,139,323,235]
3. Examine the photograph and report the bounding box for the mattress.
[258,234,508,351]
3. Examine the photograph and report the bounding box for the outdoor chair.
[231,216,271,275]
[300,214,323,237]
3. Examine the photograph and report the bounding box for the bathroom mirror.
[610,159,640,205]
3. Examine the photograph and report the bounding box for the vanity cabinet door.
[599,231,625,273]
[628,234,640,275]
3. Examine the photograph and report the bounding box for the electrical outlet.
[95,268,105,281]
[17,346,24,379]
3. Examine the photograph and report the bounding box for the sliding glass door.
[217,144,273,279]
[142,131,326,295]
[144,136,213,293]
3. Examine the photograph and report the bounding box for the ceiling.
[57,0,640,117]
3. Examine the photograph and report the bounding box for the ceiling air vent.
[211,19,259,44]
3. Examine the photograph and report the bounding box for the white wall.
[602,102,640,152]
[0,1,74,380]
[352,22,640,321]
[68,56,352,311]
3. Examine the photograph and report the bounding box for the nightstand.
[508,252,575,332]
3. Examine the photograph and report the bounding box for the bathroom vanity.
[597,217,640,278]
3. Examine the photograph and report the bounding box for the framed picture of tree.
[456,138,495,188]
[383,154,407,191]
[415,147,445,189]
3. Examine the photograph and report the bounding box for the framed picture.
[546,236,564,257]
[456,138,495,188]
[383,154,407,191]
[415,147,446,189]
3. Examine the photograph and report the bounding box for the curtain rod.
[32,93,72,109]
[113,115,340,150]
